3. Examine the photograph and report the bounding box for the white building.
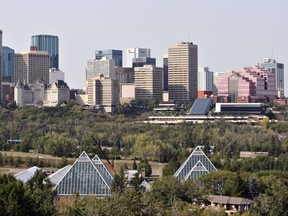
[86,75,119,113]
[45,80,70,106]
[49,68,65,84]
[86,57,115,80]
[125,48,150,67]
[14,80,70,107]
[120,83,135,104]
[198,67,213,91]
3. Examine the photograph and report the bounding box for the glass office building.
[95,49,122,67]
[2,46,15,82]
[31,35,59,69]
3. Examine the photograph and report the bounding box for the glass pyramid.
[92,155,114,186]
[174,146,217,181]
[55,151,112,196]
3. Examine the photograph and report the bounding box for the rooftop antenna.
[188,33,191,42]
[271,49,274,59]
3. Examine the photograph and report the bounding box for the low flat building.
[203,195,253,215]
[215,103,266,114]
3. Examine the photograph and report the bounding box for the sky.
[1,0,288,93]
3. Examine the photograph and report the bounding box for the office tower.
[115,67,134,84]
[0,30,2,102]
[15,51,50,84]
[49,68,65,84]
[213,72,226,96]
[198,67,213,91]
[31,35,59,69]
[261,58,284,97]
[86,57,115,81]
[95,49,123,67]
[86,75,119,113]
[134,65,163,101]
[132,57,156,68]
[2,46,15,82]
[126,48,151,67]
[168,42,198,103]
[163,54,168,91]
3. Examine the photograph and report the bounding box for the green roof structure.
[174,146,217,181]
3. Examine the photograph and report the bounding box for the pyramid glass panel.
[92,155,114,185]
[174,146,217,181]
[55,152,112,196]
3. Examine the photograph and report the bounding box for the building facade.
[198,67,213,92]
[168,42,198,103]
[86,58,116,81]
[95,49,122,67]
[15,51,50,84]
[86,75,119,113]
[213,72,226,96]
[115,67,134,84]
[132,57,156,68]
[217,66,277,102]
[49,68,65,84]
[134,65,163,101]
[125,48,151,67]
[2,46,14,83]
[14,79,70,107]
[261,58,284,97]
[45,80,70,106]
[31,35,59,69]
[0,30,2,102]
[163,54,168,91]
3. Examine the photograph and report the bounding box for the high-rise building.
[132,57,156,68]
[163,54,168,91]
[86,57,115,81]
[261,58,284,97]
[49,68,65,84]
[134,65,163,101]
[198,67,213,91]
[31,35,59,69]
[115,67,134,84]
[86,75,119,113]
[168,42,198,103]
[213,72,226,96]
[0,30,2,102]
[126,48,150,67]
[15,51,50,84]
[2,46,15,82]
[95,49,123,67]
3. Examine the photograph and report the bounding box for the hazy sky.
[1,0,288,93]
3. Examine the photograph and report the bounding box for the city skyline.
[1,0,287,94]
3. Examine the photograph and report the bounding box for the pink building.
[218,66,277,102]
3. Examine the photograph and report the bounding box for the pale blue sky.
[1,0,288,93]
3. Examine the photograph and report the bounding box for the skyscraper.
[2,46,15,82]
[134,65,163,101]
[85,57,115,81]
[0,30,2,102]
[163,54,168,91]
[95,49,122,67]
[261,58,284,97]
[31,35,59,69]
[198,67,213,91]
[125,48,151,67]
[15,51,50,84]
[168,42,198,103]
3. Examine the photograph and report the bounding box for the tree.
[112,166,126,193]
[132,159,137,170]
[137,159,152,177]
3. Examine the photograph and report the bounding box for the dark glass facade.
[31,35,59,69]
[163,56,168,91]
[132,57,156,67]
[2,46,14,82]
[95,49,123,67]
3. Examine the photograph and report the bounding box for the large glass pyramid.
[174,146,217,181]
[55,151,113,196]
